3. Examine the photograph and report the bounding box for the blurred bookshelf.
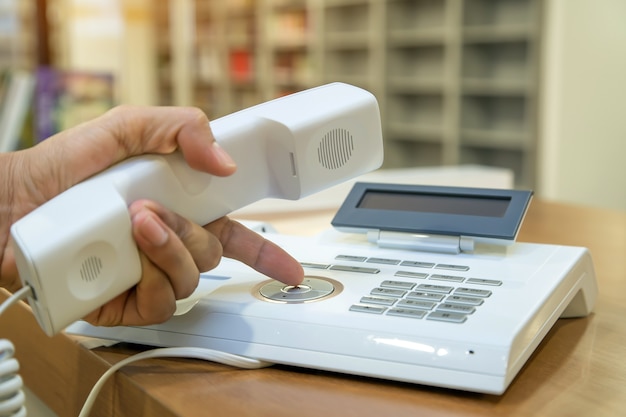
[0,0,35,71]
[0,0,36,151]
[153,0,542,188]
[0,0,544,188]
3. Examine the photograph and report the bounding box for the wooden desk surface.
[2,199,625,417]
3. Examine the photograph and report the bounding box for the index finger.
[36,106,237,192]
[206,218,304,286]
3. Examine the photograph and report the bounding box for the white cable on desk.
[0,285,32,417]
[1,286,273,417]
[78,347,272,417]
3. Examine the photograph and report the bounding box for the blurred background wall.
[1,0,624,209]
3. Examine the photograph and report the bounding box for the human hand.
[0,106,304,327]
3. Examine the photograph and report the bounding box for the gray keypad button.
[435,263,470,272]
[381,280,416,290]
[446,295,484,306]
[400,261,435,268]
[429,274,465,283]
[394,271,428,279]
[350,304,386,314]
[335,255,367,262]
[454,287,492,298]
[387,308,427,319]
[330,265,380,274]
[466,278,502,286]
[437,303,476,314]
[371,288,406,298]
[360,296,397,306]
[300,262,330,269]
[397,299,435,310]
[407,291,445,302]
[367,257,401,265]
[427,311,468,323]
[417,284,454,294]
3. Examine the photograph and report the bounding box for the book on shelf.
[34,67,114,143]
[0,70,35,153]
[229,49,255,84]
[269,9,308,45]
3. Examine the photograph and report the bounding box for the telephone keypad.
[302,253,503,324]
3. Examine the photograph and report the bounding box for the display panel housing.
[332,182,533,241]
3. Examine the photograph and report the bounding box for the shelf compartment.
[387,0,446,31]
[324,32,371,49]
[388,78,445,94]
[385,140,444,167]
[462,78,531,96]
[273,50,314,86]
[267,7,309,46]
[322,74,371,91]
[461,95,528,134]
[459,145,528,186]
[387,123,445,143]
[387,93,444,128]
[388,44,445,82]
[231,85,262,110]
[463,0,534,28]
[324,48,370,80]
[462,41,530,84]
[269,0,308,11]
[226,1,257,18]
[224,15,257,48]
[460,128,531,150]
[387,28,447,46]
[463,26,535,42]
[324,2,369,35]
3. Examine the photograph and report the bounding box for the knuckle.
[176,273,200,300]
[198,249,222,273]
[149,301,176,324]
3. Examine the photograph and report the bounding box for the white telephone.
[68,183,598,395]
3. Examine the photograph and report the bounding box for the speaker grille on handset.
[80,256,103,282]
[318,128,354,169]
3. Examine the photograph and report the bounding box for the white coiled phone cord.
[0,286,32,417]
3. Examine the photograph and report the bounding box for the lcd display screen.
[357,191,511,218]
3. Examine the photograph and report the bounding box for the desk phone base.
[67,229,598,395]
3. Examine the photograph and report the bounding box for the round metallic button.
[255,276,342,303]
[281,284,312,294]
